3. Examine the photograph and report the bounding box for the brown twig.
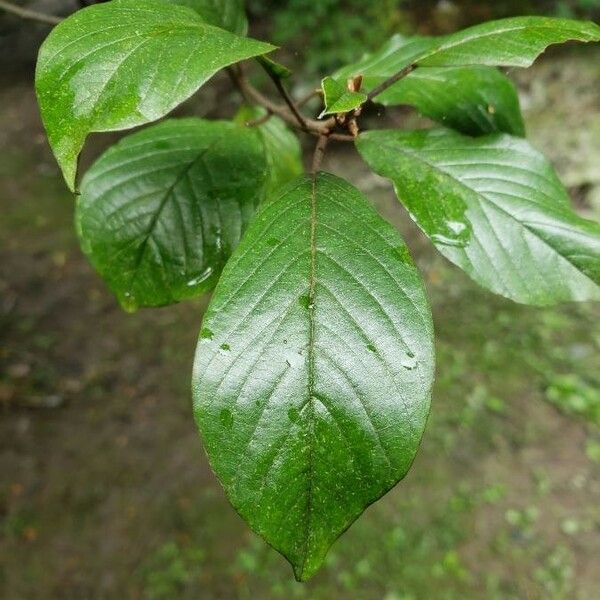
[297,89,322,108]
[366,63,416,101]
[0,0,62,25]
[245,111,273,127]
[311,133,330,175]
[226,65,354,142]
[269,74,309,131]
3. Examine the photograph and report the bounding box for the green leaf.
[335,34,436,82]
[356,129,600,305]
[192,173,434,581]
[417,16,600,68]
[35,0,274,191]
[76,118,268,310]
[337,19,600,84]
[256,55,293,79]
[319,76,367,117]
[170,0,248,35]
[235,106,303,199]
[363,65,524,136]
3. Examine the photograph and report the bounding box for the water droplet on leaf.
[200,328,214,341]
[220,409,233,429]
[121,292,138,313]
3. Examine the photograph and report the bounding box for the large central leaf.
[35,0,274,190]
[193,173,434,580]
[357,129,600,305]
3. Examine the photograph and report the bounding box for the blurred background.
[1,1,599,598]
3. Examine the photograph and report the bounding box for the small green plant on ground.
[4,0,598,581]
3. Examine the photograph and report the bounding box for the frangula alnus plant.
[31,0,600,580]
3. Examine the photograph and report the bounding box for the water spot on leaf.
[187,267,214,287]
[367,343,376,353]
[266,237,280,247]
[219,343,231,354]
[200,328,214,341]
[447,221,467,235]
[393,245,413,265]
[401,353,418,370]
[299,294,311,309]
[288,407,300,423]
[285,353,304,369]
[431,233,467,248]
[220,408,233,429]
[121,292,138,313]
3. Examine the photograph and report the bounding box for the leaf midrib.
[126,136,226,294]
[300,173,318,577]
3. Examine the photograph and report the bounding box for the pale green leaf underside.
[35,0,274,190]
[76,118,268,310]
[171,0,248,35]
[357,129,600,305]
[192,173,434,580]
[320,76,367,117]
[235,106,303,200]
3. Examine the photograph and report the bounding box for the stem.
[227,66,354,142]
[366,63,416,101]
[297,89,321,108]
[265,70,309,131]
[245,111,273,127]
[0,0,62,24]
[311,133,330,175]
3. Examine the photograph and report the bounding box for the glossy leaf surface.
[357,129,600,305]
[320,76,367,117]
[76,118,268,310]
[337,19,600,82]
[193,173,434,580]
[172,0,248,35]
[235,106,303,199]
[418,16,600,68]
[35,0,274,190]
[335,34,436,83]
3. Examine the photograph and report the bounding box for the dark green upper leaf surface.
[320,76,367,117]
[357,129,600,305]
[171,0,248,35]
[235,106,303,199]
[338,19,600,82]
[193,173,434,580]
[35,0,274,190]
[76,118,268,310]
[418,16,600,67]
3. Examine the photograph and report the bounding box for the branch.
[226,66,355,142]
[0,0,62,25]
[366,63,416,101]
[311,133,330,175]
[258,61,309,131]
